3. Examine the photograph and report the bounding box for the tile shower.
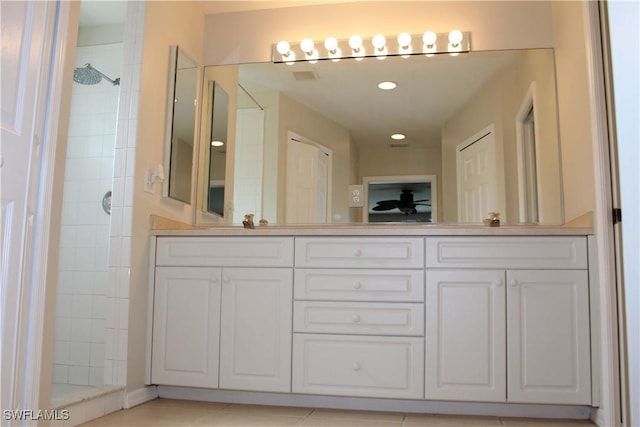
[53,43,122,392]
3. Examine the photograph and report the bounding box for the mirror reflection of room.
[197,48,562,226]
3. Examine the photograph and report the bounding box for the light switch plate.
[348,185,364,208]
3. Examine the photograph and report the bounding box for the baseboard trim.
[125,385,158,409]
[157,386,593,420]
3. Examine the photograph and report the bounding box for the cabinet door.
[426,270,506,402]
[152,267,221,387]
[507,270,591,404]
[220,268,293,392]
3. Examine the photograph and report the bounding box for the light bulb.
[300,38,314,54]
[448,30,463,46]
[211,140,224,147]
[397,32,412,48]
[276,40,290,55]
[372,34,386,50]
[324,37,338,53]
[391,133,406,140]
[422,31,437,46]
[349,35,363,50]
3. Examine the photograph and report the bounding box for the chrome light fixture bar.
[273,30,470,63]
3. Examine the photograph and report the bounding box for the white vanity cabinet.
[150,237,294,392]
[292,237,425,399]
[219,267,293,392]
[151,266,222,388]
[425,237,591,405]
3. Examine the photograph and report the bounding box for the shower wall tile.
[54,42,122,385]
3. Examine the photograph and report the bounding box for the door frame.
[515,82,540,223]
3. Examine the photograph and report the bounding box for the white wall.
[552,1,596,223]
[607,1,640,424]
[54,43,122,387]
[203,1,554,65]
[127,0,204,392]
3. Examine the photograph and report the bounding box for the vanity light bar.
[272,31,470,63]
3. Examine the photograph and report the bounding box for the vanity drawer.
[292,334,424,399]
[294,302,424,336]
[295,237,424,269]
[155,237,294,267]
[426,237,587,269]
[294,269,423,302]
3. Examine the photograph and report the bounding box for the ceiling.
[238,50,521,150]
[78,0,361,26]
[194,1,363,15]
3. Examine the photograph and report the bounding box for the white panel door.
[152,267,222,387]
[426,270,506,402]
[220,268,293,392]
[1,0,57,414]
[456,127,498,223]
[286,137,329,223]
[507,270,591,404]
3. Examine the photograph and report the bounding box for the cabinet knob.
[351,314,361,323]
[494,279,503,287]
[210,276,219,284]
[352,362,361,371]
[508,279,518,287]
[222,276,231,284]
[353,249,363,257]
[353,281,362,290]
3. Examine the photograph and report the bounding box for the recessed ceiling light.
[377,81,397,90]
[211,140,225,147]
[391,133,406,140]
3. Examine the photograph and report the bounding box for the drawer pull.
[352,281,362,290]
[352,362,361,371]
[351,314,361,323]
[353,249,363,257]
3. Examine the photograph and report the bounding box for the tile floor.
[78,399,597,427]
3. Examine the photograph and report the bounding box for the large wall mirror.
[164,45,198,204]
[196,48,564,225]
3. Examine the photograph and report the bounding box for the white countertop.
[150,216,593,237]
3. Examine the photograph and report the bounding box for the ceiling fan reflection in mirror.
[372,189,431,215]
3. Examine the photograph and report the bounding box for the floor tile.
[221,403,313,417]
[499,418,596,426]
[187,412,302,426]
[404,413,501,426]
[77,399,597,427]
[307,408,404,423]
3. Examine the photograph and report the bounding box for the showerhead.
[73,63,120,86]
